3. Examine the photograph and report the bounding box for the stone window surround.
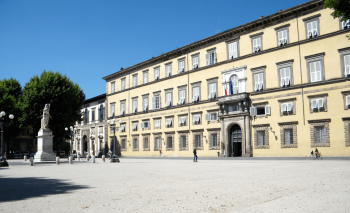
[132,73,138,87]
[341,90,350,110]
[276,59,294,87]
[142,133,150,151]
[120,136,127,151]
[165,115,174,128]
[207,128,220,150]
[165,62,172,77]
[191,81,202,102]
[191,111,202,125]
[307,119,330,147]
[120,100,125,116]
[152,133,162,151]
[164,88,173,107]
[177,113,188,127]
[165,131,175,151]
[278,121,298,148]
[302,14,321,39]
[131,134,139,151]
[206,77,218,100]
[307,93,328,113]
[251,65,266,91]
[178,131,189,151]
[249,32,263,53]
[192,129,204,150]
[121,78,126,90]
[153,117,161,130]
[142,93,149,111]
[338,47,350,78]
[251,101,269,118]
[191,52,200,69]
[274,24,290,46]
[141,119,151,130]
[225,36,240,60]
[305,52,325,83]
[177,57,186,73]
[252,124,270,149]
[278,98,296,116]
[111,81,115,93]
[177,84,187,105]
[142,69,149,84]
[342,117,350,147]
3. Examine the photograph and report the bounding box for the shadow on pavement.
[0,177,89,202]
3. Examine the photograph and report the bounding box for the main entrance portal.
[231,125,242,157]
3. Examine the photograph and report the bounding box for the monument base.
[34,128,56,162]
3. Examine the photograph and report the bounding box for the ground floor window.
[195,135,201,148]
[132,137,139,151]
[181,136,186,148]
[211,134,217,147]
[284,129,293,144]
[314,126,325,144]
[143,135,150,151]
[121,139,126,150]
[279,123,298,148]
[253,125,269,149]
[257,131,265,146]
[167,137,172,149]
[309,120,330,147]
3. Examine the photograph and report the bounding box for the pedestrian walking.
[193,148,198,162]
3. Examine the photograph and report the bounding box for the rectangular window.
[281,102,293,113]
[307,20,318,38]
[166,65,171,77]
[311,98,324,110]
[206,51,216,65]
[252,37,261,52]
[192,87,199,102]
[257,131,265,146]
[92,110,95,121]
[155,137,160,149]
[143,72,148,84]
[120,124,125,132]
[165,118,173,127]
[143,97,148,111]
[228,104,239,112]
[110,104,115,117]
[278,30,288,46]
[193,115,201,124]
[154,120,161,128]
[228,42,238,59]
[208,83,217,99]
[133,138,138,149]
[154,68,160,80]
[132,123,138,131]
[342,19,350,29]
[141,121,149,129]
[315,126,325,143]
[280,67,291,87]
[152,95,160,110]
[346,95,350,108]
[254,73,264,91]
[194,135,201,147]
[344,55,350,76]
[143,137,149,149]
[132,75,137,87]
[181,136,186,148]
[211,134,217,147]
[179,117,186,126]
[310,61,322,82]
[111,82,115,93]
[192,56,199,69]
[121,79,125,90]
[205,112,218,121]
[165,93,172,107]
[284,129,293,145]
[178,60,185,73]
[167,137,172,148]
[179,90,185,105]
[132,100,137,113]
[120,103,125,115]
[121,139,126,149]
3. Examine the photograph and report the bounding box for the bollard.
[92,156,95,163]
[29,157,34,166]
[69,156,73,164]
[56,156,60,165]
[24,155,27,161]
[102,155,105,162]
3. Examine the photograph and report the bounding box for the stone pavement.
[0,158,349,212]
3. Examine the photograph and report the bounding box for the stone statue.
[41,104,52,129]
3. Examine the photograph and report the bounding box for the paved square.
[0,158,349,212]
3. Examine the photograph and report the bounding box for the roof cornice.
[103,0,324,81]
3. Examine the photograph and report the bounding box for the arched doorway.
[230,125,242,157]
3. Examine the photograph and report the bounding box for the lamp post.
[107,118,119,163]
[0,111,14,167]
[65,125,77,159]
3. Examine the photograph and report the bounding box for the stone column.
[245,115,251,157]
[221,118,224,156]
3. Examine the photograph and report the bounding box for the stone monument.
[34,104,56,162]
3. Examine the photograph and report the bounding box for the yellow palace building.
[103,0,350,157]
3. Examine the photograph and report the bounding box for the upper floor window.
[154,67,160,80]
[165,64,171,77]
[227,41,238,59]
[250,33,263,53]
[341,19,350,30]
[206,49,216,66]
[111,82,115,93]
[303,14,320,39]
[91,109,95,121]
[99,105,104,120]
[178,60,185,73]
[85,109,89,122]
[231,75,239,94]
[280,67,291,87]
[121,79,125,90]
[179,89,185,105]
[120,102,125,115]
[305,53,325,83]
[165,92,172,107]
[192,54,199,69]
[278,30,288,46]
[205,112,218,121]
[143,71,148,84]
[110,104,115,117]
[152,94,161,110]
[254,73,264,91]
[345,55,350,76]
[143,97,148,112]
[132,75,137,87]
[276,59,294,88]
[208,83,217,100]
[192,86,199,102]
[132,99,137,113]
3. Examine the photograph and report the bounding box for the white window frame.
[204,112,219,122]
[121,79,125,90]
[179,117,187,126]
[132,100,137,113]
[277,29,288,46]
[179,89,185,105]
[143,97,148,112]
[311,98,324,110]
[192,87,200,102]
[254,73,264,91]
[154,68,160,80]
[231,75,239,94]
[165,92,172,107]
[309,61,322,83]
[281,102,293,113]
[111,82,115,93]
[132,123,138,131]
[252,37,261,53]
[132,75,137,87]
[192,55,199,69]
[152,95,161,110]
[154,120,161,128]
[205,49,216,66]
[280,67,291,87]
[208,83,217,100]
[228,41,238,59]
[193,114,201,125]
[165,118,173,128]
[143,72,148,84]
[165,64,171,77]
[178,60,185,73]
[110,104,115,117]
[120,103,125,115]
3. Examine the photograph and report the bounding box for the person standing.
[193,148,197,162]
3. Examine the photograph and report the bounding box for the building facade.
[103,0,350,157]
[72,94,108,156]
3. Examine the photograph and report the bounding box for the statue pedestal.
[34,128,56,162]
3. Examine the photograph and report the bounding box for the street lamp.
[107,118,119,163]
[0,111,14,167]
[65,125,77,159]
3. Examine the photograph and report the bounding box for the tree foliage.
[20,71,85,145]
[0,78,22,141]
[324,0,350,39]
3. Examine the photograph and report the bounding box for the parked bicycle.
[310,148,322,159]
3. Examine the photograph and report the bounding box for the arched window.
[85,109,88,122]
[99,105,104,120]
[231,75,239,94]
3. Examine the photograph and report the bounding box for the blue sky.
[0,0,309,99]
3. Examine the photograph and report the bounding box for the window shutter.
[265,105,270,115]
[205,113,210,121]
[280,68,285,87]
[310,62,316,82]
[257,37,261,49]
[281,103,285,113]
[318,98,324,108]
[287,103,293,112]
[307,22,312,34]
[152,97,155,110]
[213,52,216,64]
[344,55,350,75]
[228,43,233,59]
[286,67,291,85]
[312,21,317,36]
[278,31,282,44]
[233,42,237,58]
[205,53,209,65]
[250,107,256,116]
[346,95,350,106]
[315,61,322,81]
[254,74,259,91]
[311,99,317,109]
[141,122,144,129]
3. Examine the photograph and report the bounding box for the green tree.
[20,71,85,146]
[0,78,22,152]
[324,0,350,39]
